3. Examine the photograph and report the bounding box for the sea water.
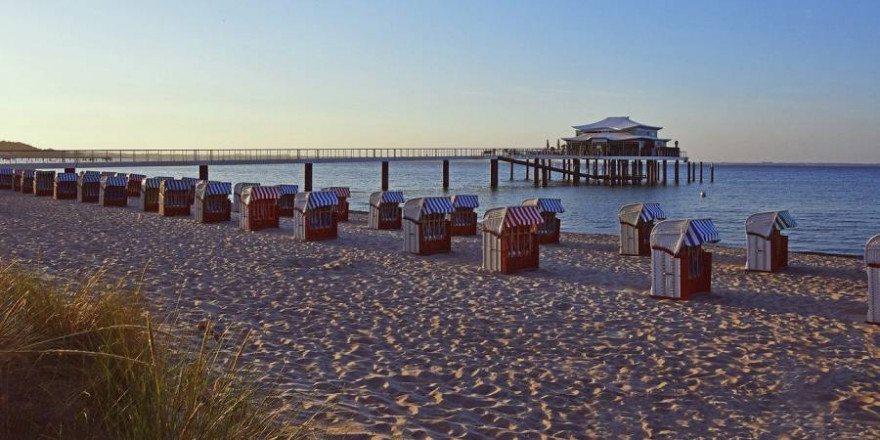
[64,161,879,255]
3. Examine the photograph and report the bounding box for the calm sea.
[60,161,879,255]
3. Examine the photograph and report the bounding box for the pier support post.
[304,163,313,191]
[674,160,680,184]
[525,161,530,180]
[662,160,667,185]
[687,162,692,183]
[711,163,715,183]
[700,161,704,183]
[442,160,450,189]
[509,160,514,181]
[490,159,498,189]
[381,161,389,191]
[533,159,539,187]
[199,165,208,181]
[573,159,581,186]
[542,161,549,187]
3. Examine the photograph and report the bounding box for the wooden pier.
[1,147,713,190]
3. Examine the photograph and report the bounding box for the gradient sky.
[2,0,880,162]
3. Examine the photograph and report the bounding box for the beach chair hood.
[195,181,232,199]
[619,203,665,227]
[482,206,544,235]
[241,185,281,205]
[404,197,455,221]
[370,191,405,207]
[745,211,797,239]
[522,198,565,214]
[651,219,720,256]
[321,187,351,198]
[451,194,480,209]
[867,234,880,267]
[294,191,339,212]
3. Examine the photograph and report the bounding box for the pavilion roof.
[573,116,662,132]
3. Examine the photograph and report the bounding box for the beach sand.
[2,190,879,438]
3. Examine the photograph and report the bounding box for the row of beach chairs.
[4,167,879,324]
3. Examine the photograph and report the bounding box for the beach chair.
[12,170,23,191]
[159,179,192,216]
[482,206,544,273]
[99,176,128,207]
[619,203,666,256]
[19,170,35,194]
[194,181,232,223]
[449,194,479,236]
[127,173,146,197]
[866,235,880,324]
[276,185,300,217]
[0,168,12,190]
[369,191,405,230]
[521,198,564,244]
[54,173,79,200]
[745,211,797,272]
[33,171,55,196]
[77,173,100,203]
[140,177,170,212]
[240,186,281,231]
[233,182,260,213]
[321,187,351,222]
[650,219,720,300]
[403,197,455,255]
[293,191,339,241]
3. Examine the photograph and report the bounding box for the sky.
[2,0,880,163]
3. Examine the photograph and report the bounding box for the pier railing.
[0,147,687,168]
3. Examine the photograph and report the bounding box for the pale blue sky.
[2,1,879,162]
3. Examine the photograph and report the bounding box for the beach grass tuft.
[0,262,316,439]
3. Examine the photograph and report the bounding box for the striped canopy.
[404,197,454,221]
[161,179,192,192]
[82,171,100,175]
[35,170,55,177]
[141,177,166,188]
[0,168,13,175]
[276,184,299,195]
[651,219,720,256]
[241,185,281,204]
[321,187,351,198]
[294,191,339,211]
[483,206,544,234]
[196,181,232,197]
[234,182,261,195]
[100,172,115,177]
[745,210,798,239]
[128,173,146,182]
[102,176,128,187]
[451,194,480,209]
[619,203,666,226]
[80,173,101,183]
[56,172,78,182]
[22,170,35,178]
[116,173,128,178]
[522,198,565,214]
[370,191,405,206]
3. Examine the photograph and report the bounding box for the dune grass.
[0,262,317,439]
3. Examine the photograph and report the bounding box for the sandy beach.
[1,189,879,439]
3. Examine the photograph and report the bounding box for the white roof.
[867,234,880,265]
[618,203,665,226]
[573,116,662,132]
[563,132,670,143]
